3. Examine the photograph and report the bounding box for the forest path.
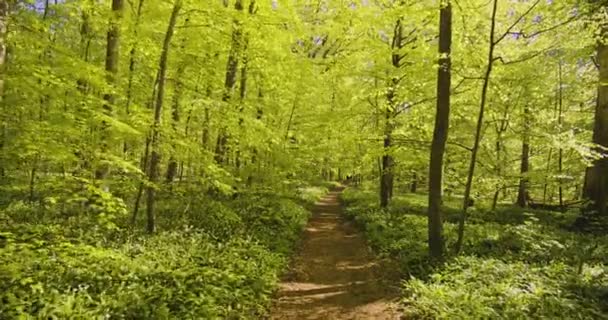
[269,187,401,320]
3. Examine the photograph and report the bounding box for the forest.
[1,0,607,318]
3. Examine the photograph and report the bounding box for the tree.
[583,21,608,217]
[0,0,9,178]
[96,0,124,181]
[516,104,531,207]
[428,0,452,260]
[145,0,182,233]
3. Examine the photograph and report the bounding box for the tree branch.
[493,0,541,45]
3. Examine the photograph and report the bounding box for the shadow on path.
[269,187,400,320]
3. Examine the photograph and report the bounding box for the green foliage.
[296,185,330,204]
[403,257,608,319]
[342,188,608,319]
[232,193,311,255]
[0,183,320,318]
[0,230,283,318]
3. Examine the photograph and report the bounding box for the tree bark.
[0,0,9,178]
[516,104,531,208]
[428,0,452,261]
[557,60,564,209]
[145,0,182,233]
[380,19,404,208]
[123,0,145,155]
[166,33,188,183]
[165,63,184,183]
[583,24,608,217]
[215,0,244,164]
[96,0,124,180]
[455,0,499,254]
[410,171,418,193]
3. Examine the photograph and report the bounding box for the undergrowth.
[341,188,608,319]
[0,183,326,318]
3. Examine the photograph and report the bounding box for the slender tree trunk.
[380,19,404,208]
[249,85,264,180]
[285,99,297,141]
[166,63,186,183]
[380,105,394,208]
[0,0,9,178]
[543,148,553,203]
[96,0,124,181]
[235,1,255,170]
[235,40,249,169]
[428,0,452,261]
[215,0,244,164]
[455,0,498,254]
[492,138,502,210]
[410,171,418,193]
[557,60,564,209]
[145,0,181,233]
[124,0,145,155]
[29,164,37,203]
[516,104,531,208]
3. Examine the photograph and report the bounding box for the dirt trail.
[269,187,401,320]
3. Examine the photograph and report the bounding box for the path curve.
[269,187,400,320]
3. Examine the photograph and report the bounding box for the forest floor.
[269,187,401,319]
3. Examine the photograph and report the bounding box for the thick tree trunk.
[583,26,608,217]
[428,0,451,261]
[516,105,531,208]
[96,0,124,181]
[145,0,181,233]
[456,0,498,254]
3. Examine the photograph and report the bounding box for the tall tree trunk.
[235,38,249,170]
[380,104,394,208]
[145,0,181,233]
[557,60,564,209]
[455,0,499,254]
[0,0,9,178]
[428,0,452,261]
[215,0,244,164]
[516,104,531,208]
[380,19,404,208]
[410,171,418,193]
[543,148,553,203]
[165,63,184,183]
[235,1,255,170]
[96,0,124,181]
[583,25,608,217]
[123,0,145,155]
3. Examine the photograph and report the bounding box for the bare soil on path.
[269,187,401,320]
